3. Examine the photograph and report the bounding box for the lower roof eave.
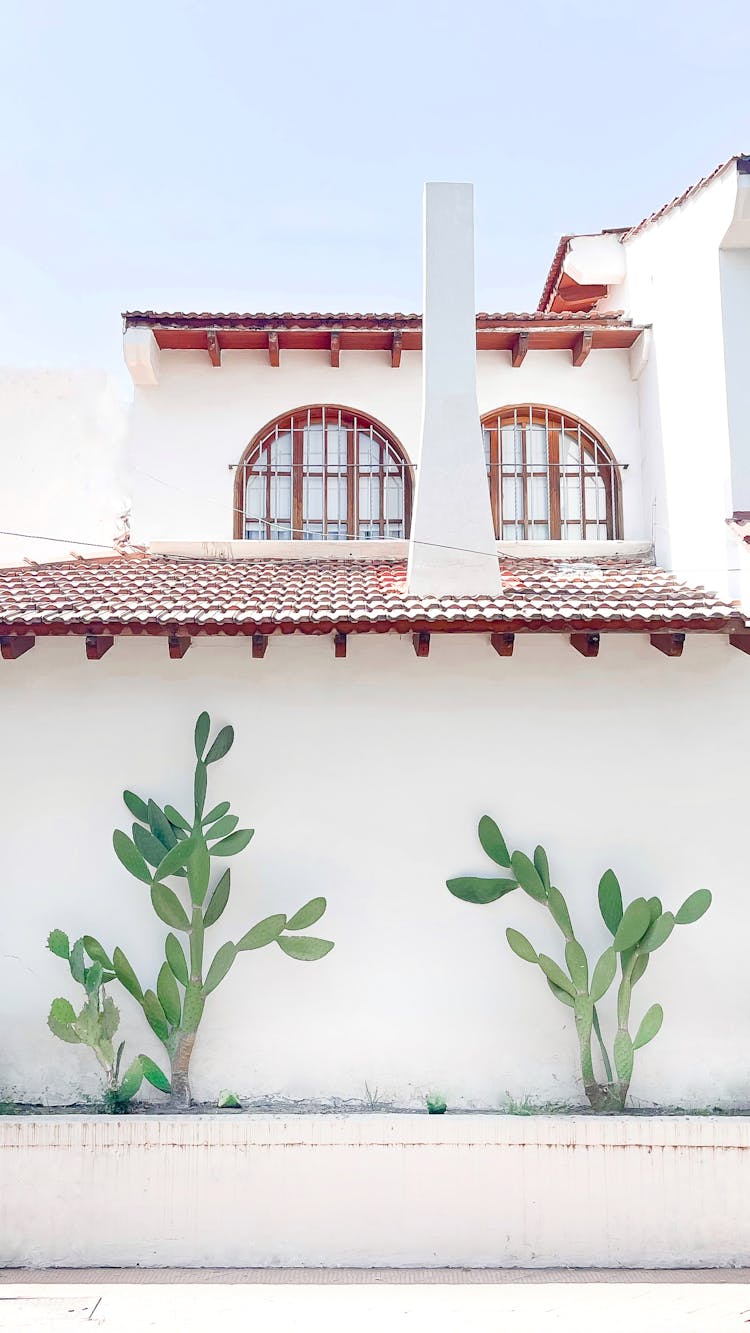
[1,617,748,638]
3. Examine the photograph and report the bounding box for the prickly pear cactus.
[46,930,170,1107]
[100,712,334,1107]
[447,818,711,1110]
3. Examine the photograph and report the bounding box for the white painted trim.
[148,539,653,563]
[2,1114,748,1267]
[123,328,160,386]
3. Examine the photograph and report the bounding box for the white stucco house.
[1,155,750,1118]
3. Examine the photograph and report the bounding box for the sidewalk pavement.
[0,1269,748,1331]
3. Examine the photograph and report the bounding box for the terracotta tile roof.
[621,157,740,242]
[0,553,743,637]
[123,309,630,330]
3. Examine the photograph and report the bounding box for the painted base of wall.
[1,1114,748,1269]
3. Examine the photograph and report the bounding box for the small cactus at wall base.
[47,930,170,1109]
[446,818,712,1111]
[425,1092,447,1114]
[87,711,334,1108]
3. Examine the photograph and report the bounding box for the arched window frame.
[481,404,623,541]
[233,404,413,541]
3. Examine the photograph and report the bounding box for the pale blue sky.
[1,0,748,383]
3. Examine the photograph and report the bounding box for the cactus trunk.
[168,1032,196,1107]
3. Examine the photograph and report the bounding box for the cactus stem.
[168,1033,196,1108]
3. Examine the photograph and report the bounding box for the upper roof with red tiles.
[0,553,743,637]
[537,156,746,311]
[123,309,630,329]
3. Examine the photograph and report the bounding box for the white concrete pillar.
[407,183,501,595]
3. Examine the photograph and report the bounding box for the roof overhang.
[123,310,643,379]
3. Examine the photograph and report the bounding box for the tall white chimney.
[407,183,501,595]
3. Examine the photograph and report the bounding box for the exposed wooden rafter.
[330,332,341,368]
[334,632,347,658]
[650,633,685,657]
[490,632,514,657]
[391,330,403,368]
[570,632,600,658]
[572,330,593,367]
[206,331,221,367]
[85,635,114,661]
[251,633,268,659]
[730,633,750,655]
[510,331,528,368]
[268,331,280,367]
[1,635,34,660]
[168,634,191,658]
[412,631,430,657]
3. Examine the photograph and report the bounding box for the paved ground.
[0,1270,749,1331]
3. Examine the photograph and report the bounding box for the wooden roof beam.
[730,633,750,655]
[1,635,34,660]
[510,331,528,368]
[391,330,403,368]
[572,330,593,367]
[490,632,514,656]
[252,633,268,659]
[330,331,341,368]
[206,331,221,367]
[650,632,685,657]
[85,634,114,661]
[334,631,347,658]
[412,631,430,657]
[268,331,280,367]
[168,634,191,659]
[570,632,599,658]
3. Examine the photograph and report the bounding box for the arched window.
[482,406,621,540]
[235,406,412,541]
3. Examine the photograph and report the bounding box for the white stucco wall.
[127,346,644,544]
[1,633,747,1110]
[0,370,128,567]
[620,167,742,597]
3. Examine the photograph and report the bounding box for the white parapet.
[1,1113,749,1268]
[407,184,501,595]
[123,327,161,387]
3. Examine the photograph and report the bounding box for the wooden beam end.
[1,635,35,660]
[268,331,280,367]
[510,331,529,368]
[251,633,268,660]
[650,632,685,657]
[85,634,114,661]
[570,632,600,658]
[391,330,403,368]
[572,329,593,367]
[490,632,515,657]
[412,631,430,658]
[334,631,347,659]
[168,634,191,659]
[206,331,221,367]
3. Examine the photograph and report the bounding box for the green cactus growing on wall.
[47,930,170,1107]
[104,712,334,1107]
[447,818,711,1111]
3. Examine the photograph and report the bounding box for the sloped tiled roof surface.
[123,309,629,329]
[0,554,743,635]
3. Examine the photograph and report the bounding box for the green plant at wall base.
[425,1092,447,1114]
[447,818,712,1111]
[107,712,334,1107]
[47,930,170,1108]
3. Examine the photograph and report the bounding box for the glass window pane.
[304,474,323,521]
[527,425,548,467]
[327,476,346,521]
[245,472,264,520]
[327,425,347,467]
[502,476,524,521]
[501,425,523,466]
[359,474,380,520]
[271,431,292,467]
[358,430,381,469]
[303,425,324,465]
[384,475,403,521]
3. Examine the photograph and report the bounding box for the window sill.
[150,538,653,563]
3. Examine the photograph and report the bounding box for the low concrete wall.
[1,1114,748,1268]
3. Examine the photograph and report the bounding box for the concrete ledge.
[1,1114,748,1268]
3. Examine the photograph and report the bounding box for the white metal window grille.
[240,407,410,541]
[482,406,620,540]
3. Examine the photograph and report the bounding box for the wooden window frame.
[234,405,413,541]
[482,404,622,541]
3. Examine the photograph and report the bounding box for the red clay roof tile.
[0,554,743,637]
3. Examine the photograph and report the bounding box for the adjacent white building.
[1,158,750,1110]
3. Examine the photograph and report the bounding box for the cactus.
[101,712,334,1107]
[447,818,711,1111]
[46,930,170,1107]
